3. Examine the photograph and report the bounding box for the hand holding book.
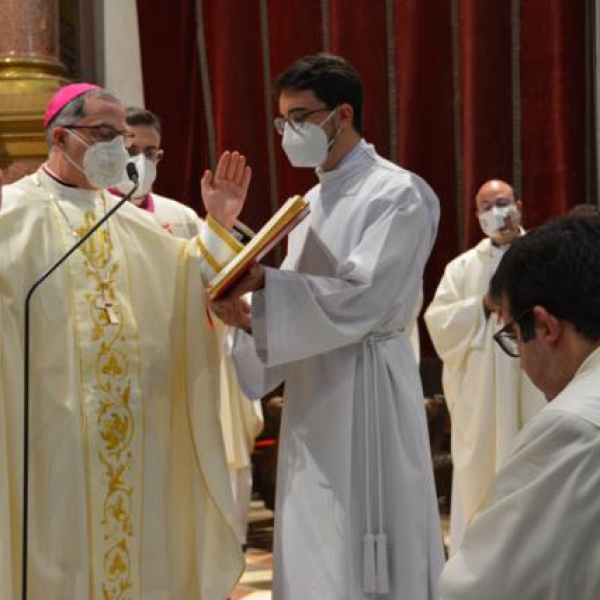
[207,195,309,300]
[210,291,253,332]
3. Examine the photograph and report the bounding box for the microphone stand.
[21,171,138,600]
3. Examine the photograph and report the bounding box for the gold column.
[0,0,68,182]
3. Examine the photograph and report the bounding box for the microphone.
[21,166,139,600]
[126,161,139,186]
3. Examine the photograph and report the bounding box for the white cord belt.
[361,329,403,594]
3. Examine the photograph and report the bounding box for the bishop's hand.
[210,295,253,332]
[201,151,252,229]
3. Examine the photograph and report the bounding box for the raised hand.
[201,151,252,229]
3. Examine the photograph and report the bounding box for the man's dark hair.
[566,203,600,218]
[125,106,162,134]
[490,215,600,342]
[274,53,363,133]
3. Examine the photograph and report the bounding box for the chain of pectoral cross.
[36,171,120,325]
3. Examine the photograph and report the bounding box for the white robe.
[0,171,244,599]
[424,238,545,552]
[147,192,264,543]
[439,346,600,599]
[147,192,205,239]
[233,140,444,599]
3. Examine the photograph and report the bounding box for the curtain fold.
[520,0,587,225]
[457,1,514,248]
[136,0,207,214]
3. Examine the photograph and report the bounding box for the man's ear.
[51,127,66,148]
[533,305,561,346]
[337,103,354,130]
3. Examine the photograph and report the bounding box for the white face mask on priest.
[64,129,131,189]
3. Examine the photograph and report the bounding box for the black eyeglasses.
[493,308,533,358]
[274,108,331,135]
[127,145,164,163]
[65,124,135,146]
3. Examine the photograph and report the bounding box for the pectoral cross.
[96,281,120,325]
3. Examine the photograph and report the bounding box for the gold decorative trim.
[53,197,143,599]
[206,215,244,252]
[195,235,227,274]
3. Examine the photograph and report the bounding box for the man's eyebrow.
[287,107,312,116]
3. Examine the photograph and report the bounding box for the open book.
[208,195,309,300]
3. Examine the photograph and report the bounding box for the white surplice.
[232,140,445,600]
[0,171,244,600]
[424,237,545,552]
[148,192,204,238]
[439,346,600,600]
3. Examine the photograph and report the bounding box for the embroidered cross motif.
[96,281,120,325]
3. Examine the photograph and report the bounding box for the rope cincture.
[362,330,401,595]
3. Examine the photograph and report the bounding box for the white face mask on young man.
[115,154,157,204]
[281,109,339,168]
[478,204,521,237]
[65,129,130,189]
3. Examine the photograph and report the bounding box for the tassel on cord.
[373,348,390,594]
[362,335,394,594]
[362,339,377,594]
[375,533,390,593]
[363,533,377,593]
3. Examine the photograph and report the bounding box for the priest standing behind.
[212,53,444,600]
[0,84,251,599]
[424,180,545,553]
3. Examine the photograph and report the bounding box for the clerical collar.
[316,139,373,184]
[41,164,79,188]
[108,187,155,213]
[333,140,363,170]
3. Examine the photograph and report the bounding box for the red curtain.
[520,0,587,226]
[136,0,208,214]
[136,0,592,357]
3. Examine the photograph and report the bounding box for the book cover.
[208,195,309,300]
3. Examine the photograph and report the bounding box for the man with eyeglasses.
[0,83,251,598]
[211,53,444,600]
[424,179,545,554]
[112,106,264,552]
[112,106,203,236]
[439,214,600,599]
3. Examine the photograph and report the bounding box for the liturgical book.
[208,195,309,300]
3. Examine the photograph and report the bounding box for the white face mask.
[65,129,130,189]
[282,109,338,168]
[115,154,157,204]
[479,205,519,237]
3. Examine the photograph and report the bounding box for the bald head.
[475,179,522,246]
[475,180,515,212]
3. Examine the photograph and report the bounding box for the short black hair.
[125,106,162,134]
[566,203,600,218]
[274,53,363,133]
[490,215,600,342]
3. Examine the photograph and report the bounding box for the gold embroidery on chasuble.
[52,200,143,599]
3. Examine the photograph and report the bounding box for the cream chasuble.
[147,193,263,474]
[0,171,243,600]
[146,192,263,542]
